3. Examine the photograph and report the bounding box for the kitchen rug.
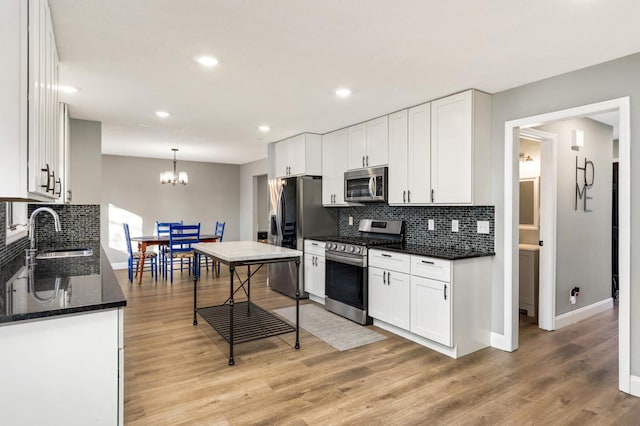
[273,304,386,351]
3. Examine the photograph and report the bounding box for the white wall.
[239,158,268,241]
[101,155,240,264]
[256,174,269,232]
[538,118,612,316]
[70,119,101,204]
[490,52,640,375]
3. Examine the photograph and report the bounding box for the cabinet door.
[304,253,316,296]
[388,109,408,204]
[368,267,388,322]
[315,255,326,297]
[347,123,367,170]
[386,269,411,330]
[274,139,290,178]
[407,103,431,204]
[431,91,472,204]
[322,129,348,206]
[366,116,388,167]
[288,134,306,176]
[411,276,451,346]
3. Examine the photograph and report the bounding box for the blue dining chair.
[164,223,201,284]
[203,221,225,276]
[156,221,182,279]
[123,223,157,283]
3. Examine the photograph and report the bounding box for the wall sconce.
[572,129,584,151]
[520,153,533,162]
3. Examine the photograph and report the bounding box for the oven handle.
[325,251,366,268]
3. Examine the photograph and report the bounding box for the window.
[6,202,28,244]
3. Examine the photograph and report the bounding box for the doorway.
[503,97,631,394]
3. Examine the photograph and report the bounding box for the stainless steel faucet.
[26,207,62,265]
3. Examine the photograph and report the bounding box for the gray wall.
[239,158,268,241]
[256,174,269,233]
[491,52,640,375]
[70,119,102,204]
[538,118,612,316]
[101,155,240,264]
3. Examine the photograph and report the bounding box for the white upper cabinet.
[388,104,431,205]
[322,129,348,206]
[430,90,491,205]
[347,116,388,170]
[0,0,60,201]
[273,133,322,178]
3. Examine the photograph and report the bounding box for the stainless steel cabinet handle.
[444,284,448,300]
[383,271,387,284]
[366,155,369,166]
[403,190,406,203]
[381,253,391,258]
[431,189,435,203]
[362,156,365,168]
[387,271,391,283]
[408,190,411,203]
[312,242,318,246]
[54,178,62,196]
[421,260,435,265]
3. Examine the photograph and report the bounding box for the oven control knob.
[355,247,362,254]
[326,243,333,250]
[348,246,355,253]
[339,244,346,251]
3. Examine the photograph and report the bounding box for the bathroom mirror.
[519,177,539,229]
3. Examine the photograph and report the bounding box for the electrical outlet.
[348,216,353,226]
[451,220,459,232]
[428,219,434,231]
[477,221,490,234]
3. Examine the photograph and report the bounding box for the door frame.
[502,97,631,394]
[518,128,558,331]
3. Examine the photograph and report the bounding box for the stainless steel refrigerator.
[268,176,337,298]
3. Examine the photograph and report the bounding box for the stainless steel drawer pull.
[381,254,392,258]
[421,260,435,265]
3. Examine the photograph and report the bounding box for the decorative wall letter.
[575,156,594,212]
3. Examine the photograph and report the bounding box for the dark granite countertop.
[370,244,495,260]
[0,245,126,324]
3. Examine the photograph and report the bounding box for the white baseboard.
[555,298,613,329]
[111,262,128,270]
[630,375,640,397]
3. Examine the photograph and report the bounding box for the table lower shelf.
[196,301,295,344]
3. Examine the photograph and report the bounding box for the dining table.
[130,234,220,284]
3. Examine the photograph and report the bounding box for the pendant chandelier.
[160,148,188,186]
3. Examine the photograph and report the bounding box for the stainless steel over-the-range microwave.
[344,166,388,203]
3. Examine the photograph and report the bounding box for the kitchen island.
[0,247,126,425]
[193,241,302,365]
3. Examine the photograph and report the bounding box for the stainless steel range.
[324,219,404,325]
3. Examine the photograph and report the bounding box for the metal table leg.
[193,271,198,326]
[229,264,235,366]
[295,258,300,350]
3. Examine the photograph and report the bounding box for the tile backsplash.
[27,204,100,249]
[337,205,494,252]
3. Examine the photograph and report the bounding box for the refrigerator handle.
[278,184,286,239]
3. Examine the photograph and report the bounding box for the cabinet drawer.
[369,250,410,274]
[304,240,325,256]
[411,256,451,282]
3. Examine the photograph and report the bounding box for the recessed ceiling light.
[155,111,170,118]
[59,85,78,94]
[259,125,270,133]
[335,88,351,98]
[195,55,219,67]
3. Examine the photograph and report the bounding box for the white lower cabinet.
[369,266,411,330]
[304,240,326,304]
[369,249,491,359]
[411,276,451,346]
[0,308,124,425]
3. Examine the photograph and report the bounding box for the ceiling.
[49,0,640,164]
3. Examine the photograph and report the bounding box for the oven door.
[325,251,367,310]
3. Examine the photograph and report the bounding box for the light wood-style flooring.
[119,267,640,425]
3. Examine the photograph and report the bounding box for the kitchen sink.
[35,248,94,260]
